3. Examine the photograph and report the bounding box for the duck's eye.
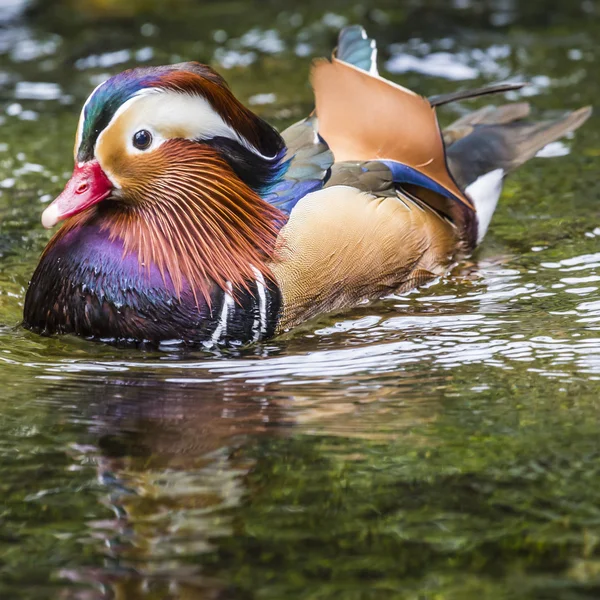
[132,129,152,150]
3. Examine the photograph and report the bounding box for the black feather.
[429,82,527,107]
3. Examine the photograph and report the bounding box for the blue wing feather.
[380,160,465,204]
[263,116,333,214]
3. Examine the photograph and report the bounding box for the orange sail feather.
[311,58,473,209]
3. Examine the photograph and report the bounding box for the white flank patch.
[465,168,505,244]
[251,266,267,341]
[211,283,234,344]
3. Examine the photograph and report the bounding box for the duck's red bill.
[41,160,113,229]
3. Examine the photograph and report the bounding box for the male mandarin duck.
[23,26,591,347]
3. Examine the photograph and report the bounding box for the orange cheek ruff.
[101,139,285,307]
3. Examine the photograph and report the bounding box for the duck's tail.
[444,103,592,243]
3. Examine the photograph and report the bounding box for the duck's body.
[23,27,591,347]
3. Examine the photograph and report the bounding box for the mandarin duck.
[23,26,591,348]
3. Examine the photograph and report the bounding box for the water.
[1,0,600,598]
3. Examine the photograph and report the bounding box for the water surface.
[1,1,600,598]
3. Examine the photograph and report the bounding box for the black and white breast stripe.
[204,272,281,347]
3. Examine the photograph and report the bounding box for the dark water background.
[1,0,600,598]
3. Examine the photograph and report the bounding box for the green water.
[1,0,600,598]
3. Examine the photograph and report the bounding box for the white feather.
[465,168,505,244]
[210,283,234,344]
[369,40,379,76]
[251,266,267,341]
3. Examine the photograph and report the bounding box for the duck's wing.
[325,160,395,195]
[272,43,469,328]
[311,56,472,210]
[325,160,457,228]
[264,115,333,214]
[271,28,591,328]
[317,30,591,246]
[267,26,521,217]
[445,103,592,184]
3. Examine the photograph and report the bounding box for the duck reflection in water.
[55,365,441,599]
[61,377,292,599]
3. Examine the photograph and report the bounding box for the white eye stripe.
[90,87,275,160]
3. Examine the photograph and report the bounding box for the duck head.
[24,63,286,345]
[46,63,286,297]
